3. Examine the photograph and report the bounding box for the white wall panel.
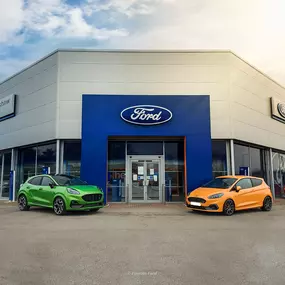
[58,51,231,139]
[0,53,58,150]
[230,53,285,150]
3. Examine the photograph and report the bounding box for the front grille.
[82,194,102,202]
[188,197,206,203]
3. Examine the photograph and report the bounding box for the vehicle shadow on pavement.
[187,208,262,216]
[26,207,103,216]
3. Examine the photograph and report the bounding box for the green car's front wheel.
[53,197,66,215]
[18,195,30,211]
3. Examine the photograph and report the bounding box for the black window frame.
[28,176,43,186]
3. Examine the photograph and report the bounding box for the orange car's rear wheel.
[262,196,272,211]
[223,199,235,216]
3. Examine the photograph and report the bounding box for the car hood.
[189,187,227,198]
[68,185,103,194]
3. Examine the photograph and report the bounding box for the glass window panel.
[19,147,37,184]
[234,144,250,175]
[0,154,2,196]
[236,178,253,190]
[165,141,185,202]
[107,141,126,202]
[1,153,11,198]
[29,176,42,186]
[37,143,56,175]
[63,141,81,177]
[127,141,163,155]
[250,147,263,178]
[212,141,227,178]
[41,177,53,186]
[273,152,285,198]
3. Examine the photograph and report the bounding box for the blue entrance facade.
[81,95,212,204]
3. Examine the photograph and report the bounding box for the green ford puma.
[17,174,104,215]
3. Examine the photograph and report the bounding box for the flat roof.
[0,48,284,90]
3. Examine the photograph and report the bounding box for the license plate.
[190,202,201,206]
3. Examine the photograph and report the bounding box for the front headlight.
[208,193,224,199]
[67,188,80,195]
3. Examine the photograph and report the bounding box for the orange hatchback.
[186,176,273,216]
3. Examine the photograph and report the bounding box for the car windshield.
[51,175,88,186]
[202,178,237,189]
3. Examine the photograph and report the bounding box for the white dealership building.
[0,49,285,203]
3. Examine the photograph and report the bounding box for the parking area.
[1,203,285,285]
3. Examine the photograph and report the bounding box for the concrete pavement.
[0,203,285,285]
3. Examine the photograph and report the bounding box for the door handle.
[39,188,43,190]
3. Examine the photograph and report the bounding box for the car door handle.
[39,188,43,190]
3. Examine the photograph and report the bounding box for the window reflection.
[37,144,56,175]
[212,141,227,178]
[273,152,285,198]
[127,141,163,155]
[107,141,126,202]
[1,152,11,198]
[18,142,56,188]
[63,141,81,177]
[234,143,265,179]
[165,141,185,202]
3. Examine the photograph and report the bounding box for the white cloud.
[1,0,285,86]
[0,0,23,43]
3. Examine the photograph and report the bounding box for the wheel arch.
[53,194,67,205]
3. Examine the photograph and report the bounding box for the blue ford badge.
[277,103,285,118]
[120,105,173,125]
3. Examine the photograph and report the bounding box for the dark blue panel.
[81,95,212,204]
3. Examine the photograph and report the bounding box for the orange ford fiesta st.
[186,176,273,216]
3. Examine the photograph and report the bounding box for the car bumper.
[186,198,223,212]
[65,194,104,211]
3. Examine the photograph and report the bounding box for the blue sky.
[1,0,285,85]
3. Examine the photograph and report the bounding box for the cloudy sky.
[1,0,285,85]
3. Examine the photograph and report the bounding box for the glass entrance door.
[129,156,162,202]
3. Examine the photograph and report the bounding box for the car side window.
[235,178,253,190]
[251,178,262,187]
[41,177,54,186]
[28,177,42,186]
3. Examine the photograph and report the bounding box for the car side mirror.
[49,183,55,189]
[236,186,242,192]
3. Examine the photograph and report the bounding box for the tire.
[53,197,66,215]
[18,194,30,211]
[262,196,272,211]
[223,199,235,216]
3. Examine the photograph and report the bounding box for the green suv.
[17,174,104,215]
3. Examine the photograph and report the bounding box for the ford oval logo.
[120,105,173,125]
[277,103,285,118]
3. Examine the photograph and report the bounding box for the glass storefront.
[0,152,12,199]
[234,143,267,180]
[107,141,126,202]
[212,140,228,178]
[63,141,81,177]
[107,139,185,203]
[18,142,56,186]
[165,141,185,202]
[272,152,285,198]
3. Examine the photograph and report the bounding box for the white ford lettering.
[120,105,172,125]
[130,108,162,121]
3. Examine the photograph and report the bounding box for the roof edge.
[0,48,284,91]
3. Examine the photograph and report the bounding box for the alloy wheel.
[53,198,65,215]
[224,200,235,216]
[18,195,29,211]
[263,196,272,211]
